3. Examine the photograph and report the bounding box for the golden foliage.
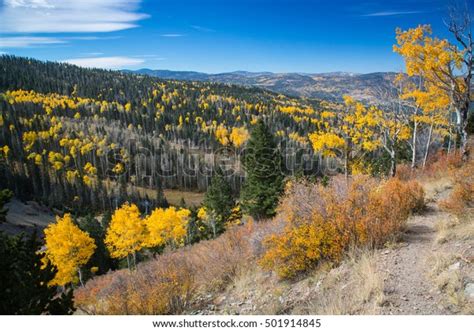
[229,127,250,147]
[309,96,383,164]
[393,24,461,143]
[260,176,425,278]
[43,214,96,286]
[144,207,191,248]
[104,203,146,260]
[214,124,230,146]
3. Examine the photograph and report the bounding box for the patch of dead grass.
[430,213,474,314]
[291,249,384,314]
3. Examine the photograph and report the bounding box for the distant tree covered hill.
[126,68,399,103]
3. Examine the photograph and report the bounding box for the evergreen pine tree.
[155,179,169,208]
[76,214,116,276]
[0,189,13,224]
[0,231,75,314]
[240,119,284,220]
[203,169,235,235]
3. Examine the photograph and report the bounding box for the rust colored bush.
[75,221,262,314]
[75,254,195,314]
[424,151,463,178]
[396,151,463,181]
[440,160,474,215]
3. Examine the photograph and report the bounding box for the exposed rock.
[448,262,461,271]
[464,283,474,300]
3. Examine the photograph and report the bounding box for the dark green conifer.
[240,119,284,220]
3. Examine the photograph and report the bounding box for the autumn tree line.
[0,56,335,214]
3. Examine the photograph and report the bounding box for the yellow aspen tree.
[229,127,250,148]
[378,111,412,176]
[104,203,146,269]
[214,124,229,146]
[394,24,468,157]
[309,96,382,177]
[144,207,191,249]
[43,213,96,286]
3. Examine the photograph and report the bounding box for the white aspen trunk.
[390,149,397,177]
[78,268,84,287]
[411,120,418,169]
[422,123,434,168]
[447,132,452,155]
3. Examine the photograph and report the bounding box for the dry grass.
[163,189,205,207]
[429,257,472,314]
[421,177,453,203]
[214,268,285,315]
[292,249,384,314]
[209,249,385,315]
[434,217,459,244]
[104,179,205,207]
[430,211,474,314]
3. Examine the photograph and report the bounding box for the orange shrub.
[396,151,463,181]
[260,175,425,279]
[440,160,474,215]
[74,254,195,314]
[363,178,425,247]
[260,215,344,278]
[395,163,415,181]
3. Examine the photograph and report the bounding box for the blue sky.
[0,0,467,73]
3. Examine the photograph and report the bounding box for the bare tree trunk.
[344,149,349,181]
[447,132,452,155]
[78,268,84,287]
[447,6,472,159]
[422,124,434,168]
[460,101,470,160]
[411,120,418,168]
[390,150,397,177]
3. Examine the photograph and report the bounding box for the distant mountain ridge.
[125,68,398,103]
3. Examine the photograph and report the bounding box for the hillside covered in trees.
[0,55,336,214]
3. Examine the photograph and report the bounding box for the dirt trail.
[377,192,453,314]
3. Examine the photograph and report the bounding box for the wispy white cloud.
[8,0,54,9]
[64,56,144,69]
[190,25,215,33]
[160,34,185,38]
[0,0,148,33]
[0,36,65,48]
[80,52,104,56]
[362,11,423,17]
[65,36,122,41]
[132,54,166,61]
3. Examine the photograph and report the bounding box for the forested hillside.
[0,55,335,213]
